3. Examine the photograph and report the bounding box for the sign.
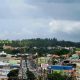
[63,66,73,70]
[38,57,50,64]
[41,64,49,69]
[48,65,73,70]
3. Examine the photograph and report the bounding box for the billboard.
[48,65,73,70]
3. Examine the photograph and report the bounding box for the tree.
[57,49,70,55]
[26,69,36,80]
[47,72,72,80]
[12,49,20,54]
[7,69,19,80]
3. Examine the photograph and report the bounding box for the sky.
[0,0,80,42]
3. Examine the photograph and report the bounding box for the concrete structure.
[0,61,10,80]
[0,76,8,80]
[3,44,14,50]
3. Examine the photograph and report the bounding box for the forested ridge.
[0,38,79,47]
[0,38,79,55]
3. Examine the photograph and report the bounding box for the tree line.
[0,38,79,47]
[0,38,79,56]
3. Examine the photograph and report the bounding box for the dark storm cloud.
[25,0,80,20]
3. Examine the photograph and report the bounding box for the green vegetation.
[26,69,36,80]
[7,69,19,80]
[47,72,72,80]
[0,38,78,55]
[76,48,80,51]
[0,38,78,47]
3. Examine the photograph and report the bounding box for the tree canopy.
[0,38,78,55]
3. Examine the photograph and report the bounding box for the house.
[0,61,10,80]
[3,44,14,50]
[0,51,7,57]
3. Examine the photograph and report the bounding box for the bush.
[26,69,36,80]
[47,72,72,80]
[7,69,19,80]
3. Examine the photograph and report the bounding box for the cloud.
[0,0,37,19]
[49,19,80,33]
[0,0,80,20]
[0,18,50,39]
[25,0,80,20]
[25,0,80,3]
[0,0,80,41]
